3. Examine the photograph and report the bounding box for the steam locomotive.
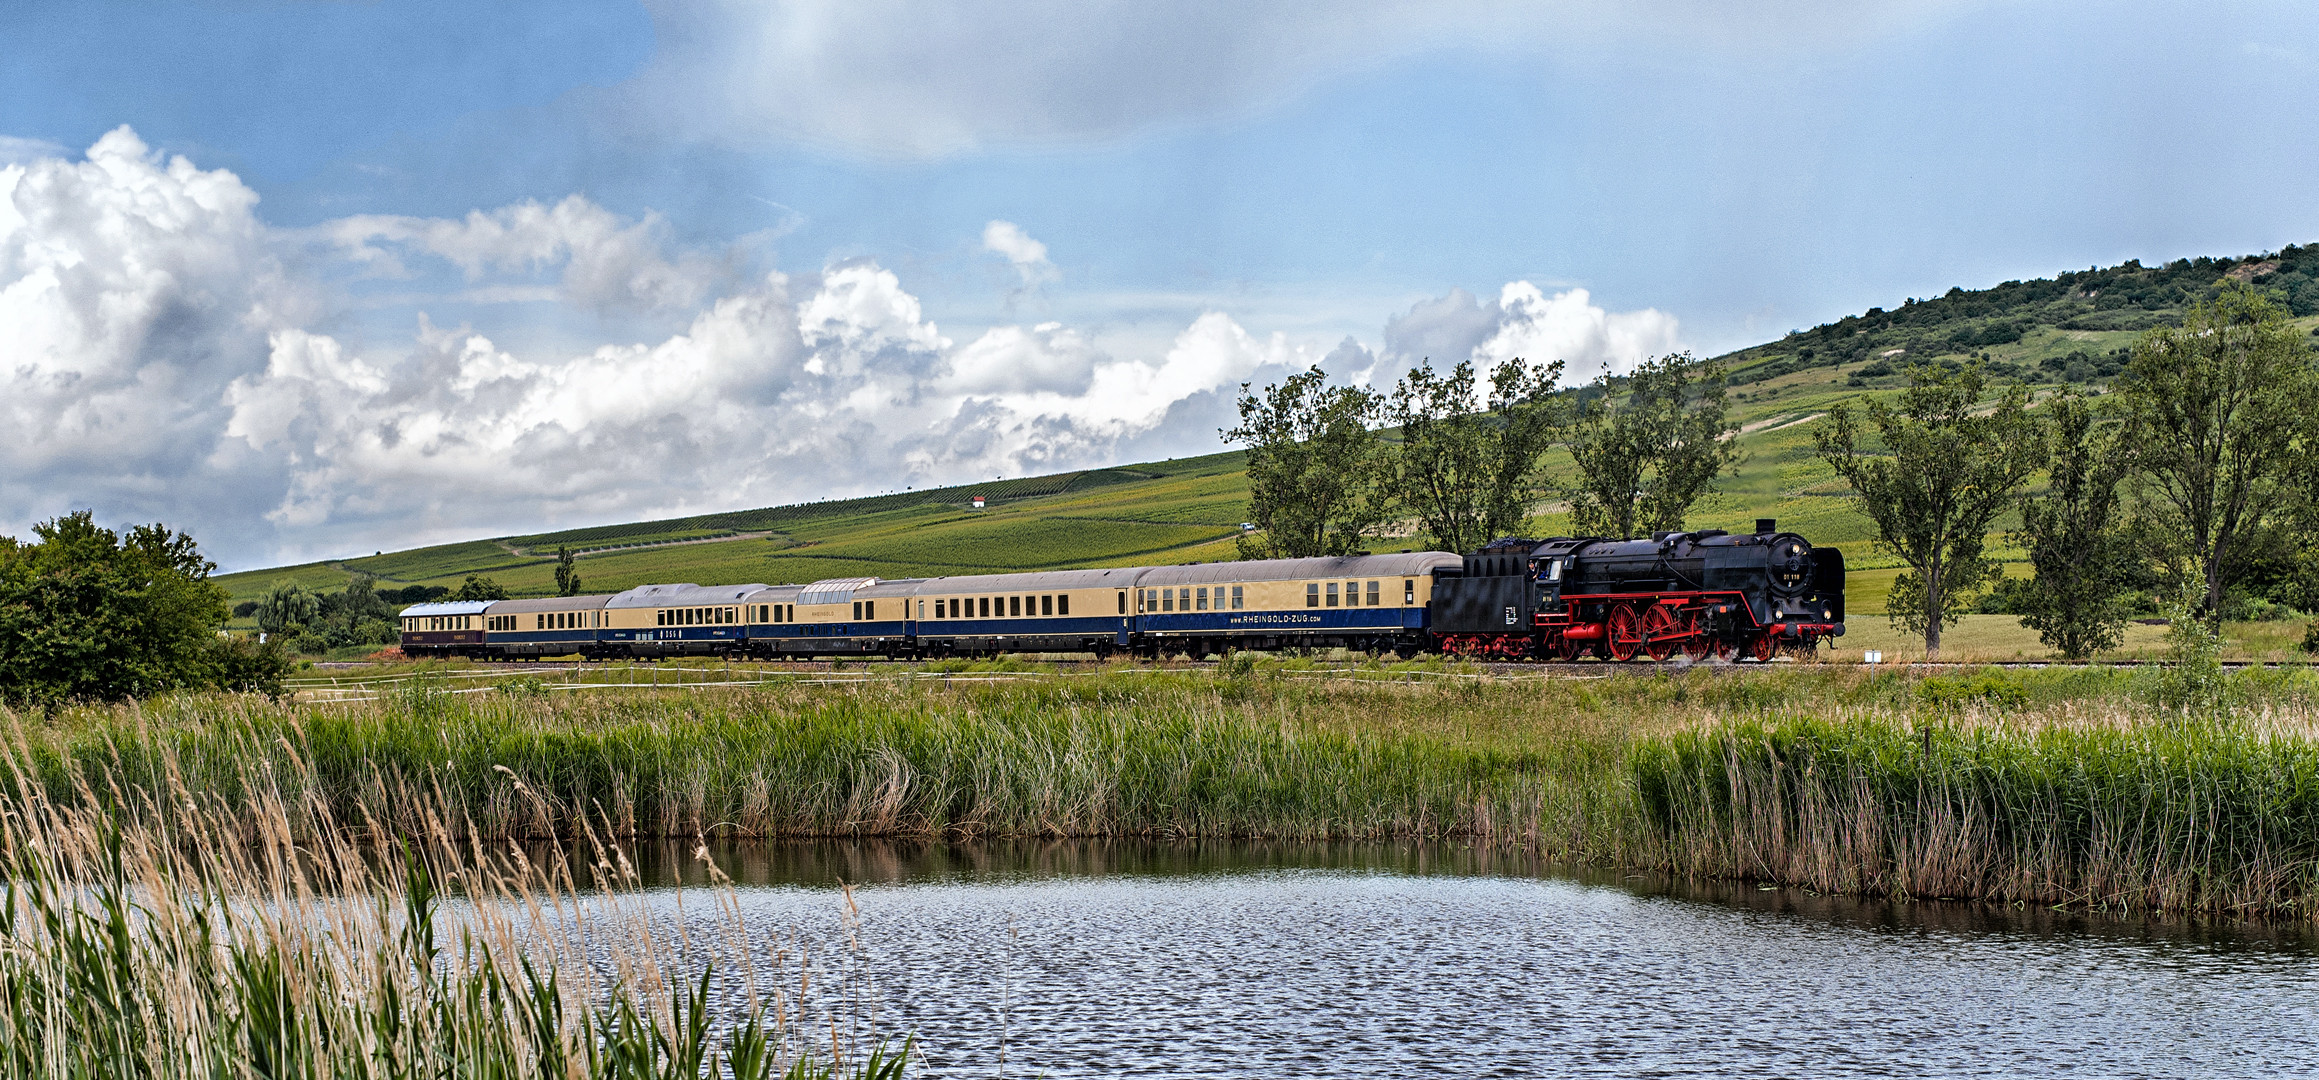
[1427,519,1846,660]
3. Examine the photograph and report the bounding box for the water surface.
[607,841,2319,1078]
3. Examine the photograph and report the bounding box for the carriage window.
[1345,581,1358,605]
[979,597,991,617]
[1306,583,1320,607]
[852,601,862,619]
[1366,581,1380,606]
[1118,591,1127,614]
[1196,587,1208,611]
[1326,582,1339,607]
[1041,595,1053,616]
[1232,585,1244,609]
[865,600,875,620]
[918,600,925,618]
[1060,594,1071,615]
[1404,579,1416,605]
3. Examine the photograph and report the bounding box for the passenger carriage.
[1131,553,1459,658]
[484,594,613,659]
[604,583,766,658]
[911,567,1142,657]
[744,578,916,658]
[397,600,494,659]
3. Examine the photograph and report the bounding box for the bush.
[289,631,330,656]
[2303,623,2319,655]
[204,636,293,698]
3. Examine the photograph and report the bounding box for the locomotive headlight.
[1823,608,1832,620]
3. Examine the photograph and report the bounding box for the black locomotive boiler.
[1429,519,1846,661]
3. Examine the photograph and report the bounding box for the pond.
[598,841,2319,1078]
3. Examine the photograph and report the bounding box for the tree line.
[1817,280,2319,657]
[1233,279,2319,660]
[1225,352,1744,562]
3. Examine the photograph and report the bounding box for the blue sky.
[6,0,2318,568]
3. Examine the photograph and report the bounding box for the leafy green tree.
[1565,353,1742,539]
[2117,280,2319,624]
[255,582,319,636]
[1382,356,1568,554]
[1224,366,1387,559]
[455,575,510,602]
[2011,388,2135,658]
[1815,363,2045,658]
[0,511,286,703]
[554,546,583,596]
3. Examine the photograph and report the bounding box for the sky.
[7,0,2319,570]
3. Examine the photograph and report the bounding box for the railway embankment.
[13,661,2319,918]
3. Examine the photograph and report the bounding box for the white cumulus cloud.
[319,195,743,314]
[982,220,1058,291]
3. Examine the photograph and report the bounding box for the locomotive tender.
[398,522,1843,662]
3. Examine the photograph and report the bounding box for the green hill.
[218,243,2319,628]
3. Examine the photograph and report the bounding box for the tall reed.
[9,675,1643,857]
[1634,713,2319,916]
[0,730,908,1080]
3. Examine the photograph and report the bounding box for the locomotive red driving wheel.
[1640,604,1680,662]
[1680,610,1715,661]
[1607,604,1644,662]
[1745,632,1777,662]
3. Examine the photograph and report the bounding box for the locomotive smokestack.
[1755,518,1776,534]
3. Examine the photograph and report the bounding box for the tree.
[255,582,319,636]
[1381,356,1568,554]
[1564,353,1743,539]
[0,511,287,703]
[455,575,510,602]
[1224,366,1386,559]
[554,546,583,596]
[2116,280,2319,624]
[2010,388,2135,658]
[1814,363,2044,658]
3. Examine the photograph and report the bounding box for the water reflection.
[588,840,2319,1077]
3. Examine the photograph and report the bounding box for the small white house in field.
[971,495,986,510]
